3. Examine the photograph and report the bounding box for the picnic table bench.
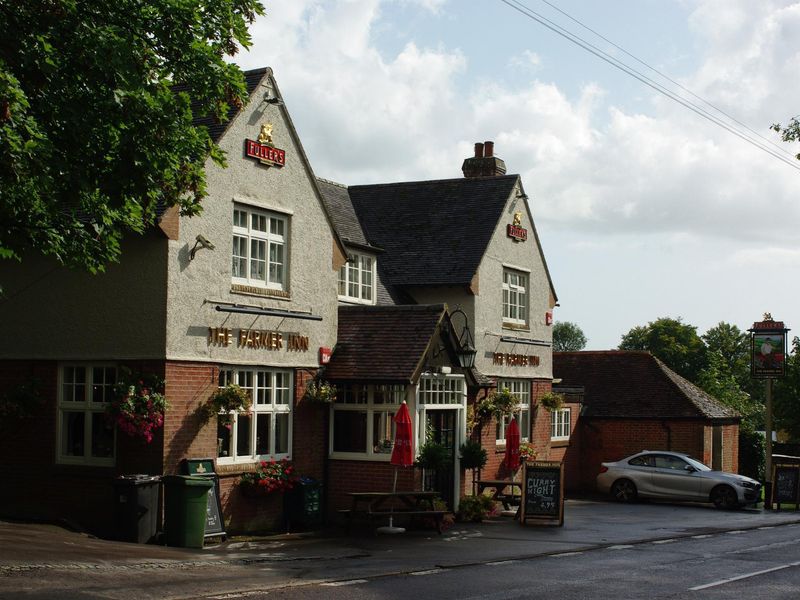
[476,479,523,511]
[342,491,447,534]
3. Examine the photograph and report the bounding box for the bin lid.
[162,474,214,487]
[115,474,161,485]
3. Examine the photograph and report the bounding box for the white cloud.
[729,247,800,269]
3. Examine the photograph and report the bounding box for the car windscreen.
[685,456,711,471]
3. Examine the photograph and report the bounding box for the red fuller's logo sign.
[507,211,527,242]
[245,123,285,167]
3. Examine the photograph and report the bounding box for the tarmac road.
[2,499,799,599]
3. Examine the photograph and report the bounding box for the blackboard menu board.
[521,460,564,526]
[773,466,799,504]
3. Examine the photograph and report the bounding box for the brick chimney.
[461,140,507,178]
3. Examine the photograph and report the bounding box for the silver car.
[596,450,761,509]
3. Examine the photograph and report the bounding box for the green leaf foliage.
[619,316,707,381]
[552,320,587,352]
[774,336,800,442]
[0,0,265,274]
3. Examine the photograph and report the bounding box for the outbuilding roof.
[553,351,740,421]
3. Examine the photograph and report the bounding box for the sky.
[234,0,800,350]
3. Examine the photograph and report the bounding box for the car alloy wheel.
[711,485,738,509]
[611,479,637,503]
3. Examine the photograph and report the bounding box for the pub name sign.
[493,353,540,367]
[209,327,309,352]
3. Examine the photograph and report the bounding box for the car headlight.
[738,481,759,489]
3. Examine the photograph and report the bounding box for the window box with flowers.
[239,459,299,496]
[106,369,168,444]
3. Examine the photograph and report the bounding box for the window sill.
[550,439,570,448]
[502,323,530,332]
[329,453,393,462]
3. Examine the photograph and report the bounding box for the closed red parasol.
[504,417,521,473]
[390,401,414,467]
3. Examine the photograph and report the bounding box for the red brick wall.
[327,459,420,519]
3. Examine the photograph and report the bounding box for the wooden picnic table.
[476,479,523,510]
[342,491,446,534]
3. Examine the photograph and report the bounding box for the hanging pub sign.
[749,314,789,378]
[245,123,286,167]
[507,211,528,242]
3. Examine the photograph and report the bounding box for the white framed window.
[551,407,571,441]
[502,268,528,327]
[338,253,375,304]
[232,204,288,290]
[495,379,530,444]
[57,364,116,466]
[418,375,466,406]
[217,368,292,463]
[331,384,404,458]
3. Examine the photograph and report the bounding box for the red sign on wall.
[507,223,528,242]
[545,311,553,326]
[245,139,286,167]
[319,347,332,365]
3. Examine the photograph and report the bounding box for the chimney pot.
[474,142,484,158]
[484,141,494,157]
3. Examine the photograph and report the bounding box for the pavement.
[3,498,800,583]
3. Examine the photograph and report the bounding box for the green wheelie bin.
[162,475,213,548]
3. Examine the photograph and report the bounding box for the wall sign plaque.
[245,123,286,167]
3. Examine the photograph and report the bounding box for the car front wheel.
[611,479,638,503]
[711,485,739,509]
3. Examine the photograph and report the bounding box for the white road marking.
[652,539,676,544]
[757,526,774,530]
[607,545,633,550]
[689,560,800,591]
[485,560,521,565]
[411,569,444,576]
[321,579,368,586]
[691,534,711,539]
[550,552,584,558]
[726,530,747,535]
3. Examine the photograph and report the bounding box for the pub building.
[0,67,348,535]
[318,141,561,511]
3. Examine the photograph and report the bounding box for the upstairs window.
[338,253,375,304]
[232,205,287,290]
[503,269,528,327]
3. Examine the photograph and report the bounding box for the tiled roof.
[553,351,740,420]
[173,67,269,143]
[346,175,520,286]
[324,304,446,382]
[316,178,372,248]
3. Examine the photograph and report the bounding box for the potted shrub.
[456,494,498,522]
[415,440,450,471]
[459,439,488,471]
[106,368,167,443]
[202,384,251,428]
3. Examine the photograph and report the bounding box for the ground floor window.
[331,383,404,458]
[551,407,571,441]
[495,379,530,444]
[57,364,116,466]
[217,367,292,463]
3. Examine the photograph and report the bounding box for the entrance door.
[423,409,457,509]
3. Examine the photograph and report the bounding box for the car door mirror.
[684,464,696,473]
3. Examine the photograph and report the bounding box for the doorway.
[423,409,458,509]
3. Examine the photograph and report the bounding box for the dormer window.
[338,252,375,304]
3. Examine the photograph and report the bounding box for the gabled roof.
[345,175,521,287]
[325,304,447,383]
[553,351,740,421]
[316,178,374,249]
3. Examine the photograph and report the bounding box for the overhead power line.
[498,0,800,172]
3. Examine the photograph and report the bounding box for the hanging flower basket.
[539,391,564,412]
[474,387,517,420]
[302,379,336,404]
[239,459,299,495]
[201,384,252,428]
[519,442,537,462]
[106,368,168,444]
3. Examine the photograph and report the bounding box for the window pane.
[256,372,269,405]
[275,413,289,454]
[274,372,289,404]
[270,217,284,237]
[91,413,115,458]
[269,242,284,285]
[373,411,394,454]
[232,236,247,277]
[256,413,271,455]
[333,411,367,452]
[251,239,266,281]
[62,412,85,457]
[237,413,252,457]
[252,213,267,232]
[217,419,232,458]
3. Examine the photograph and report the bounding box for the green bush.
[459,439,488,471]
[416,440,450,470]
[739,428,765,482]
[457,494,497,522]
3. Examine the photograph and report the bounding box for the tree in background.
[619,317,707,382]
[0,0,265,279]
[773,337,800,442]
[552,321,588,352]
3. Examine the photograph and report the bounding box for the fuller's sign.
[507,212,528,242]
[245,122,286,167]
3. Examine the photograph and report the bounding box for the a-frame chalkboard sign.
[181,458,226,539]
[520,460,564,526]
